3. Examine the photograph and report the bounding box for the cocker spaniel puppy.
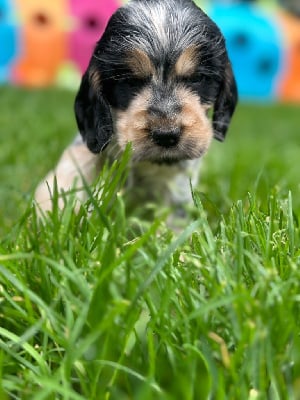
[35,0,238,214]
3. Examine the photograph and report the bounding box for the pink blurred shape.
[69,0,119,74]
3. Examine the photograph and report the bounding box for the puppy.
[35,0,238,215]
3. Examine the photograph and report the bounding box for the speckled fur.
[35,0,237,214]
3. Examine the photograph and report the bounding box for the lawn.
[0,85,300,399]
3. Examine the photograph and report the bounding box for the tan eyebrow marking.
[126,48,155,78]
[175,46,199,76]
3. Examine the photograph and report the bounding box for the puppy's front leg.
[35,135,101,212]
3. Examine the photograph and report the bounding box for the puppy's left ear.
[74,67,113,153]
[212,61,238,141]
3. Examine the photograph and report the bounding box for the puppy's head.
[75,0,238,163]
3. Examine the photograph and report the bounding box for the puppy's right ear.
[74,67,113,154]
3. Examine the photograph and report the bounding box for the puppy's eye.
[118,76,150,93]
[179,75,219,103]
[122,76,150,86]
[105,76,149,110]
[178,75,203,85]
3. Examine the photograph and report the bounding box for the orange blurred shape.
[278,11,300,102]
[13,0,67,87]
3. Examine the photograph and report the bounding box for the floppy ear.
[213,61,238,141]
[74,67,113,154]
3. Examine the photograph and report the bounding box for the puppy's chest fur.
[124,158,200,206]
[94,135,201,206]
[35,134,200,213]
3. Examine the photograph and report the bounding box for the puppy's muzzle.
[151,127,181,148]
[148,94,181,148]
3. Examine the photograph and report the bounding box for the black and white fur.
[35,0,238,212]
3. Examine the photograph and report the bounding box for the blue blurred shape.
[210,3,283,101]
[0,0,18,83]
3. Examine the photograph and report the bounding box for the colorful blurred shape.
[69,0,119,74]
[0,0,18,82]
[210,3,284,100]
[278,11,300,102]
[12,0,67,87]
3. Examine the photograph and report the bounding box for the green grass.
[0,86,300,399]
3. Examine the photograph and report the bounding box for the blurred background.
[0,0,300,101]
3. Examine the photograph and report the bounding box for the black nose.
[151,128,180,148]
